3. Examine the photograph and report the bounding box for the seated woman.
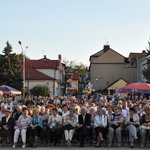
[28,108,43,147]
[88,107,96,123]
[12,107,31,148]
[45,107,62,146]
[125,107,139,148]
[94,107,107,147]
[63,108,77,146]
[1,109,15,146]
[41,106,50,129]
[41,106,50,144]
[140,104,150,148]
[108,105,124,148]
[27,105,34,117]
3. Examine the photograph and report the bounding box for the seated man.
[78,106,91,147]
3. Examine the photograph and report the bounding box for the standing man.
[78,106,91,147]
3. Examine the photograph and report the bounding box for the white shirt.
[53,99,60,105]
[17,115,31,125]
[48,114,62,128]
[62,111,69,118]
[0,112,5,121]
[6,117,9,123]
[6,102,13,111]
[94,114,107,128]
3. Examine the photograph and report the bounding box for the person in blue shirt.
[28,108,43,147]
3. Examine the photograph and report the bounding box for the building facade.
[89,45,137,93]
[24,55,65,96]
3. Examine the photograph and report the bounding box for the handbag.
[14,125,28,130]
[133,124,139,127]
[111,124,120,129]
[64,124,75,130]
[51,123,62,133]
[141,125,150,130]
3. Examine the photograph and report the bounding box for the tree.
[30,85,50,96]
[146,41,150,55]
[62,59,88,93]
[62,59,87,76]
[0,41,22,90]
[142,58,150,83]
[142,40,150,83]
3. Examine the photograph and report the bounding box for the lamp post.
[18,41,28,97]
[27,74,30,95]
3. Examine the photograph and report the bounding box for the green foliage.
[0,41,22,90]
[62,59,87,76]
[142,59,150,83]
[30,85,50,96]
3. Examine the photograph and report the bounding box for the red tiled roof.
[25,67,55,80]
[25,59,60,69]
[24,58,60,80]
[66,73,73,76]
[66,72,80,80]
[128,53,143,61]
[72,73,80,80]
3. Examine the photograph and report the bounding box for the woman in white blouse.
[45,107,62,146]
[94,107,107,147]
[125,107,139,148]
[12,107,31,148]
[63,108,77,146]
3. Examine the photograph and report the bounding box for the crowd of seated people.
[0,94,150,148]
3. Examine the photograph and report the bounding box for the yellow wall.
[107,79,127,90]
[107,79,127,96]
[67,79,78,91]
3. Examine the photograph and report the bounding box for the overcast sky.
[0,0,150,66]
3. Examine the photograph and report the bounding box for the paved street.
[0,143,150,150]
[0,147,149,150]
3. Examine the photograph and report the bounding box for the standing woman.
[63,108,77,146]
[125,107,139,148]
[94,107,107,147]
[29,108,43,147]
[12,107,31,148]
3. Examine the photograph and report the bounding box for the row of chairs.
[0,127,150,147]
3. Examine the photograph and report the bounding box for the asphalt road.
[0,143,149,150]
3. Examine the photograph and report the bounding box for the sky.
[0,0,150,66]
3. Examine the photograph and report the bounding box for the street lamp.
[27,74,30,95]
[18,41,28,97]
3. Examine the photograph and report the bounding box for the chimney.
[103,44,110,53]
[142,50,147,55]
[44,55,47,59]
[58,54,61,61]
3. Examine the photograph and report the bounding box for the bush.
[30,85,50,96]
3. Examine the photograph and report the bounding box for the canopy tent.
[0,85,21,95]
[118,82,150,94]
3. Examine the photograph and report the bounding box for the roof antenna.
[42,50,45,57]
[105,37,109,45]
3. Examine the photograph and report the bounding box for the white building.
[24,55,65,96]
